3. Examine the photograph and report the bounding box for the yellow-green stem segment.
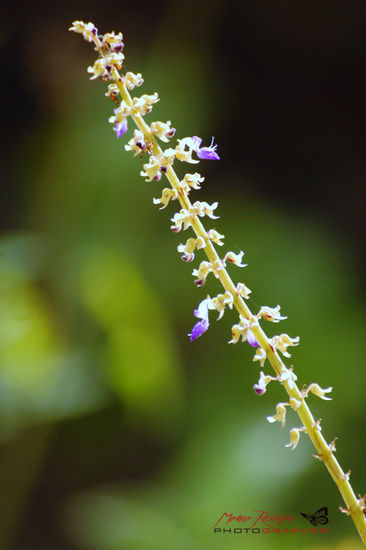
[92,35,366,544]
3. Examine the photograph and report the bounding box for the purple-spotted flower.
[253,371,274,395]
[192,136,220,160]
[188,298,211,342]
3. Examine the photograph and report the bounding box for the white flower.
[192,261,213,286]
[125,130,146,156]
[271,333,300,358]
[140,156,161,182]
[191,201,219,219]
[124,71,144,90]
[109,102,130,124]
[171,209,193,232]
[267,403,288,428]
[177,237,205,262]
[132,93,159,116]
[279,368,298,390]
[69,21,97,43]
[180,173,205,191]
[210,292,234,320]
[257,305,287,323]
[153,188,178,210]
[105,83,120,100]
[223,251,247,267]
[150,121,176,142]
[285,427,304,450]
[236,282,251,299]
[175,137,199,163]
[103,31,123,45]
[304,383,333,401]
[253,371,275,395]
[253,346,266,367]
[207,229,225,246]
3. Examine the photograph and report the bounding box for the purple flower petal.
[196,148,220,160]
[246,330,259,348]
[189,319,209,342]
[192,136,220,160]
[191,136,202,149]
[115,118,128,138]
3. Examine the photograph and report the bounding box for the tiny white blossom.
[150,120,176,142]
[285,427,304,450]
[279,368,298,390]
[207,229,225,246]
[253,346,266,367]
[304,383,333,401]
[103,31,123,45]
[191,201,219,219]
[267,403,288,428]
[181,173,205,192]
[140,156,161,182]
[177,237,204,262]
[210,292,234,320]
[192,261,213,286]
[236,282,251,298]
[132,93,159,116]
[125,130,146,156]
[253,371,275,395]
[171,209,193,232]
[105,83,120,100]
[69,21,97,43]
[271,333,300,358]
[124,71,144,90]
[257,305,287,323]
[223,251,247,267]
[153,188,178,210]
[175,137,199,164]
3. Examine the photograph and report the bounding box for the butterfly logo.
[300,506,328,526]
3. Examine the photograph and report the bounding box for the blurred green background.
[1,1,366,549]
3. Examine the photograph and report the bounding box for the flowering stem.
[74,25,366,543]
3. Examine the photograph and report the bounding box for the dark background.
[1,2,366,549]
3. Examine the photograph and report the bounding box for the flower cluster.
[69,24,366,544]
[69,19,334,455]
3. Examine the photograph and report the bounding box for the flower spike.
[70,21,366,543]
